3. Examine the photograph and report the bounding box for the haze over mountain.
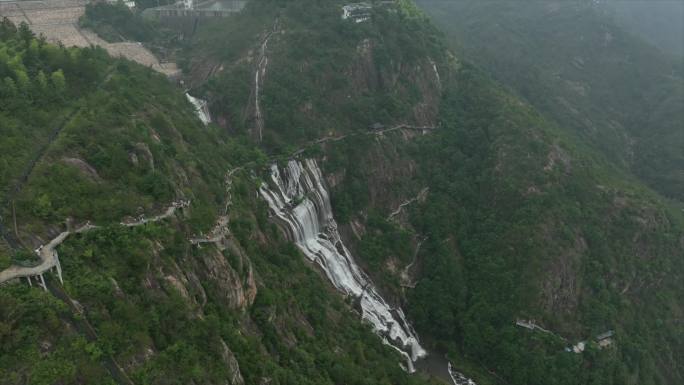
[418,0,684,203]
[1,1,682,385]
[603,0,684,57]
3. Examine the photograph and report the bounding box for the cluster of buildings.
[516,319,615,354]
[104,0,135,9]
[143,0,246,18]
[342,2,372,23]
[567,330,615,353]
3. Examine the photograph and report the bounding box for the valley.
[0,1,681,385]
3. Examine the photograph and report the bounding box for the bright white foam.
[186,93,211,125]
[259,159,427,371]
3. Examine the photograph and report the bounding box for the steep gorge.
[1,1,682,384]
[259,159,426,369]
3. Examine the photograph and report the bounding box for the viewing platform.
[144,0,246,18]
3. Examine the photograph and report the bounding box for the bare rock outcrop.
[348,39,441,127]
[219,339,245,385]
[132,142,155,171]
[197,246,256,311]
[540,233,586,316]
[62,157,101,181]
[544,143,572,173]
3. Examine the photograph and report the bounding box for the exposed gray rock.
[220,339,244,385]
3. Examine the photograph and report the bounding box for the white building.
[107,0,136,9]
[342,3,372,23]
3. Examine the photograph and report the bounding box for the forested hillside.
[417,0,684,203]
[183,0,446,150]
[1,1,682,385]
[0,15,438,385]
[601,0,684,58]
[407,62,683,385]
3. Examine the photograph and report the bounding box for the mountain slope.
[0,21,438,385]
[185,0,445,149]
[417,0,684,203]
[408,62,684,385]
[1,1,682,385]
[601,0,684,58]
[314,55,684,385]
[186,1,683,383]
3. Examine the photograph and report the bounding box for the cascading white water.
[253,24,275,142]
[186,93,211,125]
[449,362,477,385]
[259,159,427,371]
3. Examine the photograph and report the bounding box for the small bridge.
[0,223,95,290]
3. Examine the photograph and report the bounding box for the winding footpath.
[0,200,189,288]
[189,167,241,246]
[0,199,188,385]
[388,187,430,221]
[291,124,437,157]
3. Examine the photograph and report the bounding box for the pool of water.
[415,353,454,384]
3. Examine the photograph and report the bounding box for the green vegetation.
[308,2,684,383]
[189,0,445,152]
[402,63,684,385]
[324,56,683,385]
[601,0,684,57]
[0,15,437,385]
[2,1,682,385]
[0,18,99,201]
[357,213,414,292]
[0,254,10,270]
[268,3,683,384]
[0,19,266,237]
[2,178,438,385]
[0,285,114,385]
[417,0,684,203]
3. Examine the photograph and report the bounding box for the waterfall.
[429,58,441,90]
[253,31,272,142]
[449,363,477,385]
[186,93,211,125]
[259,159,427,371]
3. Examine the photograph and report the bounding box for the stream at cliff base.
[259,159,475,385]
[415,354,476,385]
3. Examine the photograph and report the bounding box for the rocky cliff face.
[3,1,682,384]
[347,38,443,127]
[192,246,257,311]
[259,159,426,369]
[184,0,448,149]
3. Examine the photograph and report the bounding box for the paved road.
[0,230,68,284]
